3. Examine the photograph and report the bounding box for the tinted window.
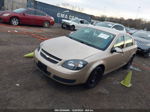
[69,27,115,50]
[124,35,133,47]
[26,10,36,15]
[114,36,125,49]
[35,10,46,16]
[113,25,124,31]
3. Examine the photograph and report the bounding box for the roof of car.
[88,25,125,35]
[102,21,124,26]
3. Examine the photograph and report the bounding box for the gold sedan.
[34,26,137,88]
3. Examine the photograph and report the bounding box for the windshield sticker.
[98,33,110,39]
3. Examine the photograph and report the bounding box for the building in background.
[4,0,27,10]
[1,0,91,23]
[27,0,91,23]
[0,0,4,10]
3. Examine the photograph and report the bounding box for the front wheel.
[43,21,50,28]
[85,66,104,88]
[70,25,75,31]
[10,17,19,26]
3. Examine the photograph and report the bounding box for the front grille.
[40,49,62,64]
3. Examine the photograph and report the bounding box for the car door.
[77,19,89,29]
[22,9,36,25]
[122,34,135,63]
[105,35,126,72]
[34,10,47,25]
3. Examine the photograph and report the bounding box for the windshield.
[133,31,150,40]
[13,8,26,13]
[69,27,115,50]
[95,22,113,28]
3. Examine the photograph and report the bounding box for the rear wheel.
[43,21,50,28]
[70,25,75,31]
[10,17,19,26]
[85,66,104,88]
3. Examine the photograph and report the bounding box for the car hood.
[41,36,101,60]
[62,19,72,24]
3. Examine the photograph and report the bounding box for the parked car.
[132,31,150,57]
[0,8,54,27]
[61,18,90,30]
[34,26,137,88]
[95,21,126,33]
[126,27,138,35]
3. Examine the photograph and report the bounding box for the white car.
[95,21,126,33]
[61,18,90,30]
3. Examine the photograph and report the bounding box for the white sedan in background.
[61,18,90,30]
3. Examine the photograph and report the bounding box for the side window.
[114,36,125,49]
[113,25,124,31]
[26,10,36,15]
[84,20,89,24]
[124,35,133,47]
[35,10,46,16]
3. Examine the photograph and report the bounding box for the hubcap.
[44,22,49,27]
[11,18,19,25]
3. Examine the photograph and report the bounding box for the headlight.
[2,13,10,16]
[62,59,88,70]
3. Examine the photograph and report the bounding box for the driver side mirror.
[23,13,26,16]
[111,47,123,53]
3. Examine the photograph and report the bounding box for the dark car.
[132,31,150,57]
[0,8,54,27]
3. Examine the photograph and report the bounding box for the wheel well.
[10,16,20,23]
[96,64,105,73]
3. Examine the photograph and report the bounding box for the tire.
[85,66,104,88]
[61,23,65,29]
[123,55,135,69]
[43,21,50,28]
[143,52,150,58]
[70,25,75,31]
[10,17,19,26]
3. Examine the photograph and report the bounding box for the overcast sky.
[37,0,150,20]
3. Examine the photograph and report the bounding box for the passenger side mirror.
[111,47,123,53]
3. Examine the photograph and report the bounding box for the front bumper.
[34,49,88,85]
[0,16,10,23]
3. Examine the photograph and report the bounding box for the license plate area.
[37,61,51,75]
